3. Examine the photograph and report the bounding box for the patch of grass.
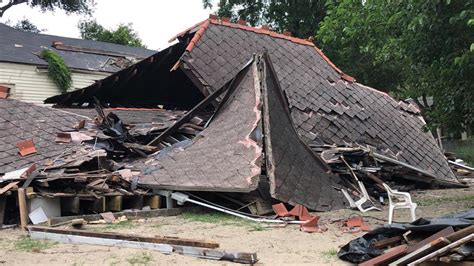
[181,211,244,225]
[107,255,120,266]
[321,248,338,260]
[451,143,474,165]
[104,220,136,230]
[418,194,474,206]
[249,223,266,231]
[180,211,268,231]
[14,236,56,252]
[126,252,153,265]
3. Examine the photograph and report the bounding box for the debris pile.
[338,209,474,265]
[1,16,469,232]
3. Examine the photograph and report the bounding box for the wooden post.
[107,196,122,212]
[17,188,28,229]
[144,195,160,209]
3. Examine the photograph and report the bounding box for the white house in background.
[0,23,155,104]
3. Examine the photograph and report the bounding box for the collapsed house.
[0,16,464,224]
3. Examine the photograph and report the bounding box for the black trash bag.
[337,224,405,263]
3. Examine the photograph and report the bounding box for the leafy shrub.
[41,49,72,93]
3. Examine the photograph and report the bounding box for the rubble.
[338,209,474,264]
[0,17,471,266]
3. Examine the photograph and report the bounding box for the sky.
[0,0,217,50]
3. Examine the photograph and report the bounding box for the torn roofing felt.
[138,54,345,210]
[45,17,456,183]
[0,98,88,173]
[138,57,263,192]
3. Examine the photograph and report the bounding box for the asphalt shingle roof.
[0,98,87,174]
[177,18,455,182]
[0,23,155,72]
[139,62,263,192]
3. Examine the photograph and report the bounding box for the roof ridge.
[171,15,355,83]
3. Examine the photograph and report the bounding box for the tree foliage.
[41,49,72,94]
[318,0,473,133]
[78,20,146,48]
[0,0,94,17]
[12,18,42,33]
[203,0,327,38]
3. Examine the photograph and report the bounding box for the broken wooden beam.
[370,235,403,249]
[17,188,28,229]
[29,226,219,248]
[360,244,407,266]
[28,226,257,264]
[147,80,231,146]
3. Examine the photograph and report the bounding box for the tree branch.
[0,0,27,17]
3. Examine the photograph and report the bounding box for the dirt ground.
[0,187,472,265]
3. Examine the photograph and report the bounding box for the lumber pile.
[338,209,474,265]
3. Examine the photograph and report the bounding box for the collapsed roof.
[0,98,87,173]
[46,17,456,184]
[137,55,345,210]
[41,17,460,210]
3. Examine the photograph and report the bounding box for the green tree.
[318,0,473,133]
[13,18,42,33]
[203,0,327,38]
[78,20,146,48]
[0,0,93,17]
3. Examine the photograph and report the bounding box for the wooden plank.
[17,188,28,229]
[29,226,219,248]
[0,181,19,195]
[389,225,474,266]
[406,226,454,253]
[370,235,403,249]
[360,244,407,266]
[29,230,258,264]
[48,207,194,226]
[409,234,474,265]
[445,225,474,242]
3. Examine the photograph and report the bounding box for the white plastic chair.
[342,181,381,212]
[382,183,417,224]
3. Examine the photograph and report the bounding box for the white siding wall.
[0,62,111,104]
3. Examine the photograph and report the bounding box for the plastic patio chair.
[382,183,417,224]
[342,181,381,212]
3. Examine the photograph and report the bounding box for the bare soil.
[0,188,472,265]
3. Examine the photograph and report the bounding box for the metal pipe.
[448,160,474,171]
[373,152,440,179]
[171,192,304,224]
